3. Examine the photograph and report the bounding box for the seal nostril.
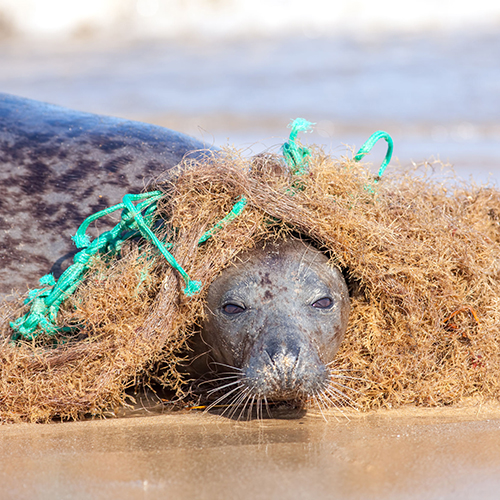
[264,338,300,365]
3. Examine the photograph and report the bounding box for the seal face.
[200,238,350,410]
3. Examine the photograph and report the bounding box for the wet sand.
[1,407,500,500]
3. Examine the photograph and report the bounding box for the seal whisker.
[205,389,242,414]
[257,397,263,421]
[263,396,272,418]
[234,394,251,421]
[328,379,364,397]
[198,374,240,387]
[323,385,359,411]
[240,394,256,421]
[221,384,251,416]
[324,383,356,403]
[210,362,244,372]
[224,387,252,419]
[206,379,242,395]
[238,388,258,420]
[250,394,259,421]
[329,374,369,384]
[322,392,351,422]
[204,373,241,382]
[204,384,245,413]
[312,390,329,422]
[327,368,370,384]
[313,388,350,422]
[326,361,354,368]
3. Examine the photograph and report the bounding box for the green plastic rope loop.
[282,118,315,176]
[353,130,393,180]
[10,191,165,340]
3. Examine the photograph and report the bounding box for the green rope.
[11,189,248,340]
[198,196,248,244]
[282,118,314,176]
[353,130,393,181]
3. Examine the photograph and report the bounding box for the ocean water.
[1,2,500,182]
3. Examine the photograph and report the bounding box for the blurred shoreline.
[1,5,500,182]
[1,0,500,41]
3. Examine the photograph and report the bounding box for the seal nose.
[264,337,300,366]
[244,331,329,399]
[264,339,300,391]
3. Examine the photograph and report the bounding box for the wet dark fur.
[0,93,209,299]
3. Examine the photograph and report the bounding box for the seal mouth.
[202,353,348,419]
[241,349,330,401]
[202,361,358,420]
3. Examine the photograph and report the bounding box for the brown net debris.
[1,147,500,422]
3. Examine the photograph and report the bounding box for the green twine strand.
[198,196,247,244]
[353,130,393,180]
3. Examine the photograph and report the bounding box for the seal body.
[0,93,208,299]
[199,238,350,410]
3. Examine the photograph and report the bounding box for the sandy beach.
[1,407,500,499]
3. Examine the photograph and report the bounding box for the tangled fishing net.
[1,133,500,422]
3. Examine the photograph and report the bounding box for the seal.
[195,238,351,416]
[0,93,209,299]
[1,94,351,418]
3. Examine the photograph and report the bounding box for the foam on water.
[1,0,500,40]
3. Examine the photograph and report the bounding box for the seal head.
[201,238,350,406]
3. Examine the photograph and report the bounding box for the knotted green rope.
[11,189,247,340]
[282,118,314,176]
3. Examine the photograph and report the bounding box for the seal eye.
[222,303,246,315]
[312,297,333,309]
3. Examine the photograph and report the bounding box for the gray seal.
[196,238,351,415]
[0,95,350,415]
[0,93,209,299]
